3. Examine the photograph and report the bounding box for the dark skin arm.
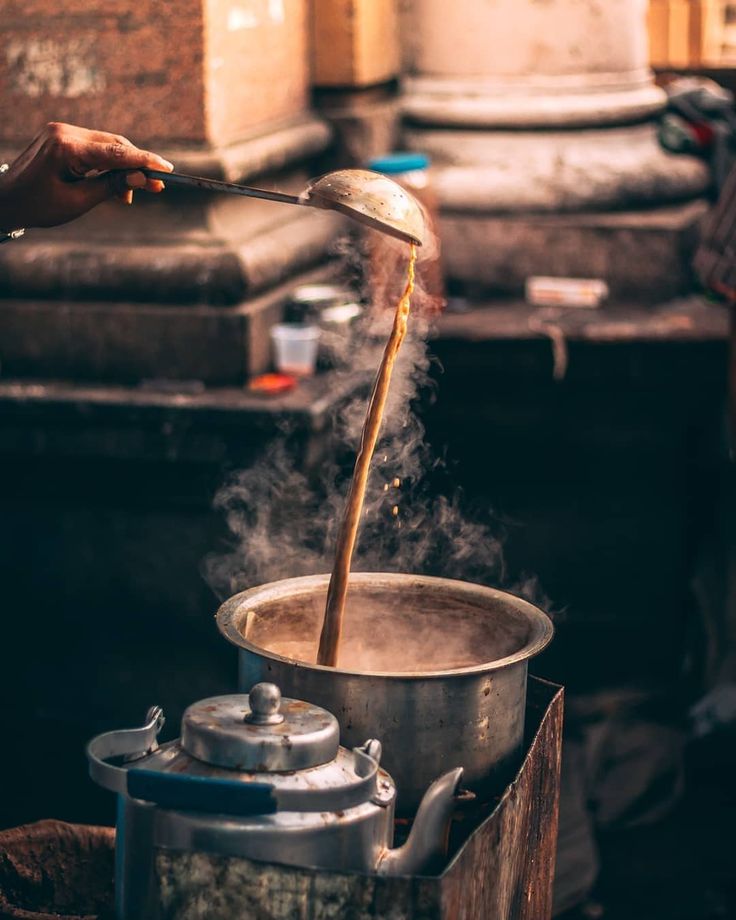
[0,122,174,231]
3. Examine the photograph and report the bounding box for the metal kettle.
[87,683,464,919]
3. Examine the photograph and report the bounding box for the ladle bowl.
[143,167,426,245]
[304,169,426,246]
[216,573,553,815]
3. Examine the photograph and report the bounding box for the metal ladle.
[143,167,425,246]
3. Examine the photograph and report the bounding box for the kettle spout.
[376,767,463,877]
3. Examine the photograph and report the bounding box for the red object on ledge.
[247,373,298,396]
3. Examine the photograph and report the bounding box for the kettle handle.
[86,706,165,794]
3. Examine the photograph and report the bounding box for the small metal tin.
[285,284,354,323]
[319,302,364,328]
[291,284,353,307]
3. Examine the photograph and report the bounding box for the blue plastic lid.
[367,152,430,174]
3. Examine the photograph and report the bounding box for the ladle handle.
[142,169,304,207]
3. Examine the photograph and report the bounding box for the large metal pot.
[216,573,553,814]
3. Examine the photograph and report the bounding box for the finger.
[57,125,133,148]
[124,172,165,193]
[117,189,134,205]
[67,139,174,176]
[84,130,135,149]
[125,171,147,189]
[66,172,126,211]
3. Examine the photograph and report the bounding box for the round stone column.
[403,0,664,128]
[400,0,710,300]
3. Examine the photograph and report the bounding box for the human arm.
[0,122,174,232]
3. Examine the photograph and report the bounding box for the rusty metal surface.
[435,678,563,920]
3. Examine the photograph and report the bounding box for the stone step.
[438,200,709,303]
[0,264,337,386]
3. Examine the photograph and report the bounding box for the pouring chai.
[317,244,418,667]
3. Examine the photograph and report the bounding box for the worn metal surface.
[113,754,462,915]
[153,678,563,920]
[217,573,553,815]
[306,169,425,245]
[89,692,466,914]
[181,690,340,771]
[143,167,424,246]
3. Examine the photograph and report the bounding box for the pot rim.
[215,573,554,680]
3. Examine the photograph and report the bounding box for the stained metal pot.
[216,573,553,814]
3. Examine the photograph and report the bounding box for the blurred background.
[0,1,735,918]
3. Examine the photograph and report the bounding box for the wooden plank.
[649,0,691,67]
[649,0,672,67]
[648,0,725,67]
[689,0,725,64]
[311,0,400,87]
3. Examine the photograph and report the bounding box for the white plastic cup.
[270,323,321,377]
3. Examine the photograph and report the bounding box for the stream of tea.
[317,243,418,667]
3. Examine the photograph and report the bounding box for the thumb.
[68,172,123,210]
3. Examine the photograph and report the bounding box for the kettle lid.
[181,684,339,771]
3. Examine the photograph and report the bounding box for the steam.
[203,232,551,614]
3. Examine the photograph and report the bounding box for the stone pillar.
[400,0,711,301]
[0,0,337,385]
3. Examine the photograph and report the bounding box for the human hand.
[0,122,174,231]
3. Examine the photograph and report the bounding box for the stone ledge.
[0,208,344,305]
[0,263,339,385]
[402,76,666,129]
[0,370,369,465]
[405,123,709,213]
[434,297,728,344]
[438,200,709,302]
[162,115,333,183]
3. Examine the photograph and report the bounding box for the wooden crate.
[690,0,727,62]
[311,0,400,87]
[157,678,564,920]
[648,0,726,67]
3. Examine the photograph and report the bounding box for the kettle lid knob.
[181,689,339,771]
[245,683,284,725]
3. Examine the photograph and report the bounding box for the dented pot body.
[216,573,553,815]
